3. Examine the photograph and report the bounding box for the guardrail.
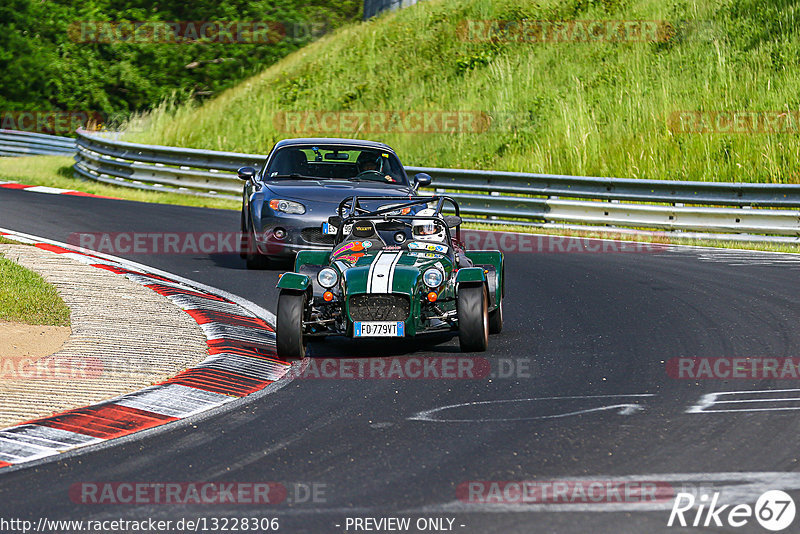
[363,0,420,20]
[53,128,800,240]
[74,129,265,200]
[0,130,76,157]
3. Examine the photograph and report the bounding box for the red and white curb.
[0,181,117,199]
[0,228,290,470]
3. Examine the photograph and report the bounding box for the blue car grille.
[349,294,410,322]
[301,228,335,245]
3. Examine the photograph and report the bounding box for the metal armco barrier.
[73,129,267,200]
[0,130,76,157]
[16,128,800,239]
[363,0,420,20]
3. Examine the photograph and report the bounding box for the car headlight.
[317,267,339,288]
[269,199,306,214]
[423,268,444,288]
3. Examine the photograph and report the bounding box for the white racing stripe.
[367,252,401,293]
[365,252,380,293]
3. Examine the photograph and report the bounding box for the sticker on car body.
[333,240,372,256]
[407,241,448,253]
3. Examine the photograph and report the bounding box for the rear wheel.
[488,296,503,334]
[276,291,307,361]
[458,284,489,352]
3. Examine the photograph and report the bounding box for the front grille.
[301,228,335,245]
[349,294,410,322]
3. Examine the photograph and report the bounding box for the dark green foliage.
[0,0,361,127]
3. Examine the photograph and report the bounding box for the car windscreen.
[264,145,408,185]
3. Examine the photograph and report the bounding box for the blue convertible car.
[237,138,431,268]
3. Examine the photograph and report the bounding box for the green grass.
[124,0,800,184]
[0,156,239,210]
[0,255,71,326]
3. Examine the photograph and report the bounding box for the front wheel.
[245,225,271,270]
[276,291,307,361]
[458,284,489,352]
[239,209,248,260]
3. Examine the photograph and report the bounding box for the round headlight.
[317,267,338,288]
[423,268,444,288]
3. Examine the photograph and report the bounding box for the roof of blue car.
[272,138,396,153]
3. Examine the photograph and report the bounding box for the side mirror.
[443,215,462,228]
[327,215,343,227]
[237,166,257,181]
[413,172,432,191]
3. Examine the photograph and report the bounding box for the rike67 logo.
[668,490,796,531]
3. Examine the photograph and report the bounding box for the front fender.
[249,189,267,234]
[277,272,311,291]
[296,250,331,271]
[455,267,486,286]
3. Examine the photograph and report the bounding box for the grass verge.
[125,0,800,184]
[0,156,239,210]
[0,254,71,326]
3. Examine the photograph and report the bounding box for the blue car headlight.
[269,199,306,215]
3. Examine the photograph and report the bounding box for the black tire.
[245,225,271,270]
[239,209,248,260]
[488,296,503,334]
[276,291,307,361]
[458,284,489,352]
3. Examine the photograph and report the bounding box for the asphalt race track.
[3,187,800,533]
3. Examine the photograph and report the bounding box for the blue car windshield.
[264,145,408,185]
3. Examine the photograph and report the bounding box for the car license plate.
[354,321,405,337]
[322,222,352,235]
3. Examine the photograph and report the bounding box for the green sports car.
[274,195,504,360]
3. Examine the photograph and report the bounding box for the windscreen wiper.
[268,173,319,180]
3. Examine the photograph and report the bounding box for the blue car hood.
[264,180,413,204]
